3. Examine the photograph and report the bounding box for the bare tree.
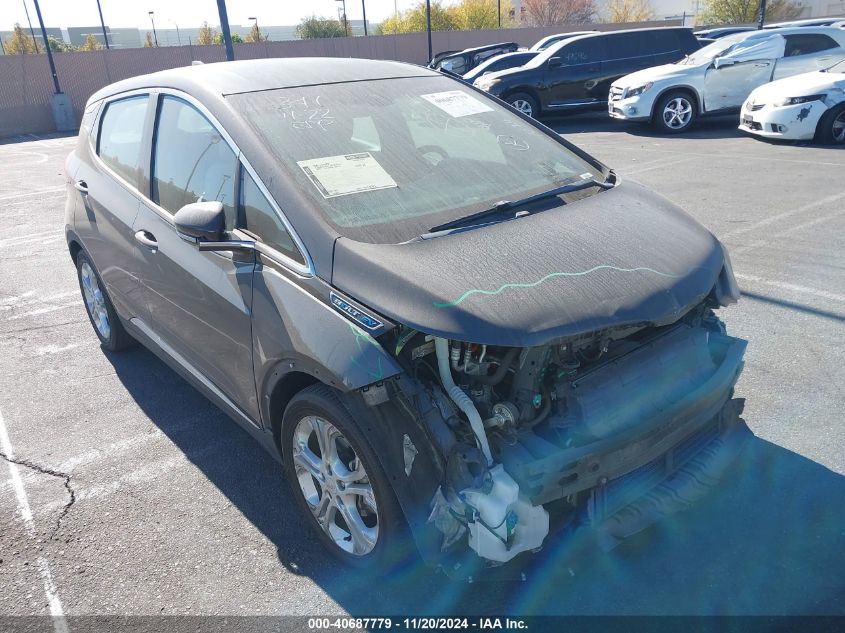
[700,0,802,24]
[521,0,596,26]
[196,22,216,45]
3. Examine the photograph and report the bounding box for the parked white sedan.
[739,58,845,142]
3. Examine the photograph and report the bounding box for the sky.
[3,0,421,31]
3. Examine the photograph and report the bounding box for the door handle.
[74,180,88,194]
[134,230,158,249]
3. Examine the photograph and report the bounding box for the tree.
[699,0,802,24]
[379,1,457,34]
[213,32,244,44]
[143,32,154,47]
[196,21,216,45]
[605,0,655,21]
[521,0,596,25]
[47,35,73,52]
[448,0,513,29]
[4,23,37,54]
[295,16,348,39]
[80,33,102,51]
[245,22,267,42]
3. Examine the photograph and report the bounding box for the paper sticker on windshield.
[421,91,494,118]
[297,153,398,199]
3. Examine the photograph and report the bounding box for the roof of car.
[89,57,437,102]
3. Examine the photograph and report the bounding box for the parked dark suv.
[473,27,700,118]
[65,58,747,575]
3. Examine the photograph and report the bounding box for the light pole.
[425,0,432,63]
[148,11,158,46]
[32,0,59,92]
[170,20,181,45]
[335,0,349,36]
[361,0,368,36]
[216,0,235,61]
[95,0,110,49]
[22,0,40,53]
[497,0,501,28]
[757,0,767,29]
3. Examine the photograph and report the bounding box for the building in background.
[0,26,62,53]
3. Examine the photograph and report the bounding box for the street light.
[361,1,368,36]
[335,0,349,36]
[22,0,40,53]
[170,19,181,45]
[95,0,110,49]
[248,16,258,41]
[148,11,158,46]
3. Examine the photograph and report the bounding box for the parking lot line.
[0,408,69,633]
[721,191,845,240]
[0,187,65,202]
[734,273,845,304]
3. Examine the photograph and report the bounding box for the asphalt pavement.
[1,115,843,620]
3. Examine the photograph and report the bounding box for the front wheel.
[281,384,412,570]
[815,103,845,145]
[506,92,539,119]
[653,91,697,134]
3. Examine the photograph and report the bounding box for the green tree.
[47,35,73,52]
[379,1,457,34]
[245,22,267,42]
[448,0,513,30]
[213,31,244,44]
[699,0,802,24]
[604,0,655,21]
[196,21,216,45]
[295,16,348,39]
[521,0,596,25]
[80,33,102,51]
[143,31,154,47]
[4,23,37,54]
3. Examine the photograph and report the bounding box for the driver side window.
[784,34,838,57]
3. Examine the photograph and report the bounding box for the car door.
[703,36,783,112]
[601,33,656,92]
[74,94,150,319]
[544,37,607,107]
[132,93,260,422]
[772,33,843,80]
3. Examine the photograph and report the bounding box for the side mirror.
[174,201,255,253]
[548,56,563,69]
[174,201,225,242]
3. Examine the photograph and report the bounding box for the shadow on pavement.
[105,346,845,616]
[0,131,77,146]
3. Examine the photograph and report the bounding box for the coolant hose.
[473,346,519,385]
[435,337,493,466]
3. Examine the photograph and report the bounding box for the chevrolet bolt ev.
[65,58,748,576]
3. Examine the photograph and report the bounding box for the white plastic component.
[462,465,549,563]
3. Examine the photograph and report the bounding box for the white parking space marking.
[624,156,696,176]
[35,343,83,356]
[0,187,65,202]
[8,301,80,320]
[0,409,69,633]
[735,273,845,304]
[733,207,845,255]
[721,191,845,240]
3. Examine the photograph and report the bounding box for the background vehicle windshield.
[227,76,602,244]
[680,33,761,65]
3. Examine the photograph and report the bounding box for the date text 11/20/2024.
[307,618,528,630]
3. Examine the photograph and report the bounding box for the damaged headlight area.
[772,94,827,107]
[384,301,748,567]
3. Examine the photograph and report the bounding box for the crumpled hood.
[748,70,845,101]
[331,181,731,347]
[612,63,693,88]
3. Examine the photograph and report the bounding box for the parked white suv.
[609,27,845,133]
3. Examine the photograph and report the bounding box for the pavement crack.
[0,449,76,540]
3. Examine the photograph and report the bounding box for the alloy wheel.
[832,110,845,144]
[292,415,379,556]
[662,97,693,130]
[80,261,111,340]
[512,99,534,117]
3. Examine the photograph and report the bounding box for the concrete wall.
[0,22,678,138]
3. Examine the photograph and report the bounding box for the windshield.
[227,76,602,244]
[678,32,762,65]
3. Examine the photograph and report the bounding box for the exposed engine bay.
[385,302,748,565]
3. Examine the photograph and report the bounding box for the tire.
[75,250,134,352]
[281,384,413,571]
[815,103,845,145]
[506,92,539,119]
[653,91,697,134]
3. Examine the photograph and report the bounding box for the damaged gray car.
[64,58,748,574]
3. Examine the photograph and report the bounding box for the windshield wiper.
[426,174,614,235]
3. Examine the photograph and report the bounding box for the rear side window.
[604,33,646,59]
[151,96,237,224]
[556,38,606,65]
[784,34,838,56]
[240,168,305,265]
[648,30,681,54]
[98,95,148,186]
